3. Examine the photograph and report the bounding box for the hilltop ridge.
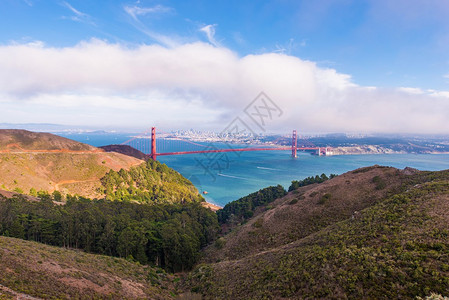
[0,129,98,152]
[203,166,404,262]
[187,166,449,299]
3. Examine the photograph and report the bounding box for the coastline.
[202,201,222,211]
[328,146,449,156]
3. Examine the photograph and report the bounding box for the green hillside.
[101,159,204,204]
[186,167,449,299]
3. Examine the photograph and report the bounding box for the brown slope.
[0,152,143,198]
[203,166,408,262]
[0,236,176,299]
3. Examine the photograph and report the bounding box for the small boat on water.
[202,191,208,195]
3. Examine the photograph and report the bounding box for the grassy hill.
[0,236,177,299]
[186,166,449,299]
[0,130,203,203]
[0,151,143,198]
[203,166,406,262]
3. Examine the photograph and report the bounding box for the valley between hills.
[0,129,448,299]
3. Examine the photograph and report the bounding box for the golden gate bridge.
[122,127,331,161]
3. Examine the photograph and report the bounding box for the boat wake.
[217,173,248,180]
[256,166,281,171]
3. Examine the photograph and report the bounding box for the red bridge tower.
[292,130,297,158]
[151,127,157,161]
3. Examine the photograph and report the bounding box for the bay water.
[61,133,449,207]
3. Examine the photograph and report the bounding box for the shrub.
[289,198,298,205]
[253,218,263,228]
[29,188,37,196]
[214,238,226,249]
[310,191,318,197]
[372,176,386,190]
[13,187,23,194]
[318,193,332,205]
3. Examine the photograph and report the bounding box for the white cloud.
[0,39,448,134]
[200,24,219,47]
[398,87,449,98]
[429,91,449,98]
[5,92,220,129]
[397,87,424,94]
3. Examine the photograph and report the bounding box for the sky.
[0,0,449,134]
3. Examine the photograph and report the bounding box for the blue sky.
[0,0,449,133]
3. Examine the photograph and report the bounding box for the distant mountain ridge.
[0,129,97,151]
[100,144,148,160]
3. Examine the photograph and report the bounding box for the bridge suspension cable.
[121,127,330,160]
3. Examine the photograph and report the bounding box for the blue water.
[60,133,449,207]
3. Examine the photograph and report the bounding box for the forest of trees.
[217,185,287,224]
[0,195,219,272]
[101,159,204,204]
[288,173,337,191]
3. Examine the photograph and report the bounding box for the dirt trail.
[54,178,99,191]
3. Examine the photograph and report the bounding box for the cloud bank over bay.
[0,39,448,134]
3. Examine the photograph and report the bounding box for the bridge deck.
[157,147,320,156]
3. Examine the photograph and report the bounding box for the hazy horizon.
[2,122,449,139]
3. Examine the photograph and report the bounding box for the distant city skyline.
[1,0,449,134]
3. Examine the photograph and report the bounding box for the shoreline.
[202,201,222,211]
[328,151,449,156]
